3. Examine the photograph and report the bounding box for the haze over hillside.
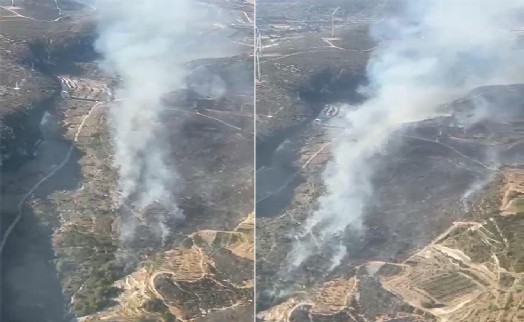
[0,1,254,321]
[256,0,524,321]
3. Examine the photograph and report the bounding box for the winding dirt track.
[0,5,65,23]
[0,101,101,254]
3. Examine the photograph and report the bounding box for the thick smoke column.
[291,0,524,267]
[95,0,199,244]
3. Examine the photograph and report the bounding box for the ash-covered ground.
[256,1,524,321]
[0,1,253,321]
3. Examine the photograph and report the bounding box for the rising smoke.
[290,0,524,268]
[94,0,218,245]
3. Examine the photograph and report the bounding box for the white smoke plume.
[94,0,203,244]
[290,0,524,268]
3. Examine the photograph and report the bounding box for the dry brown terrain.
[259,176,524,321]
[0,1,254,321]
[255,1,524,321]
[80,214,254,322]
